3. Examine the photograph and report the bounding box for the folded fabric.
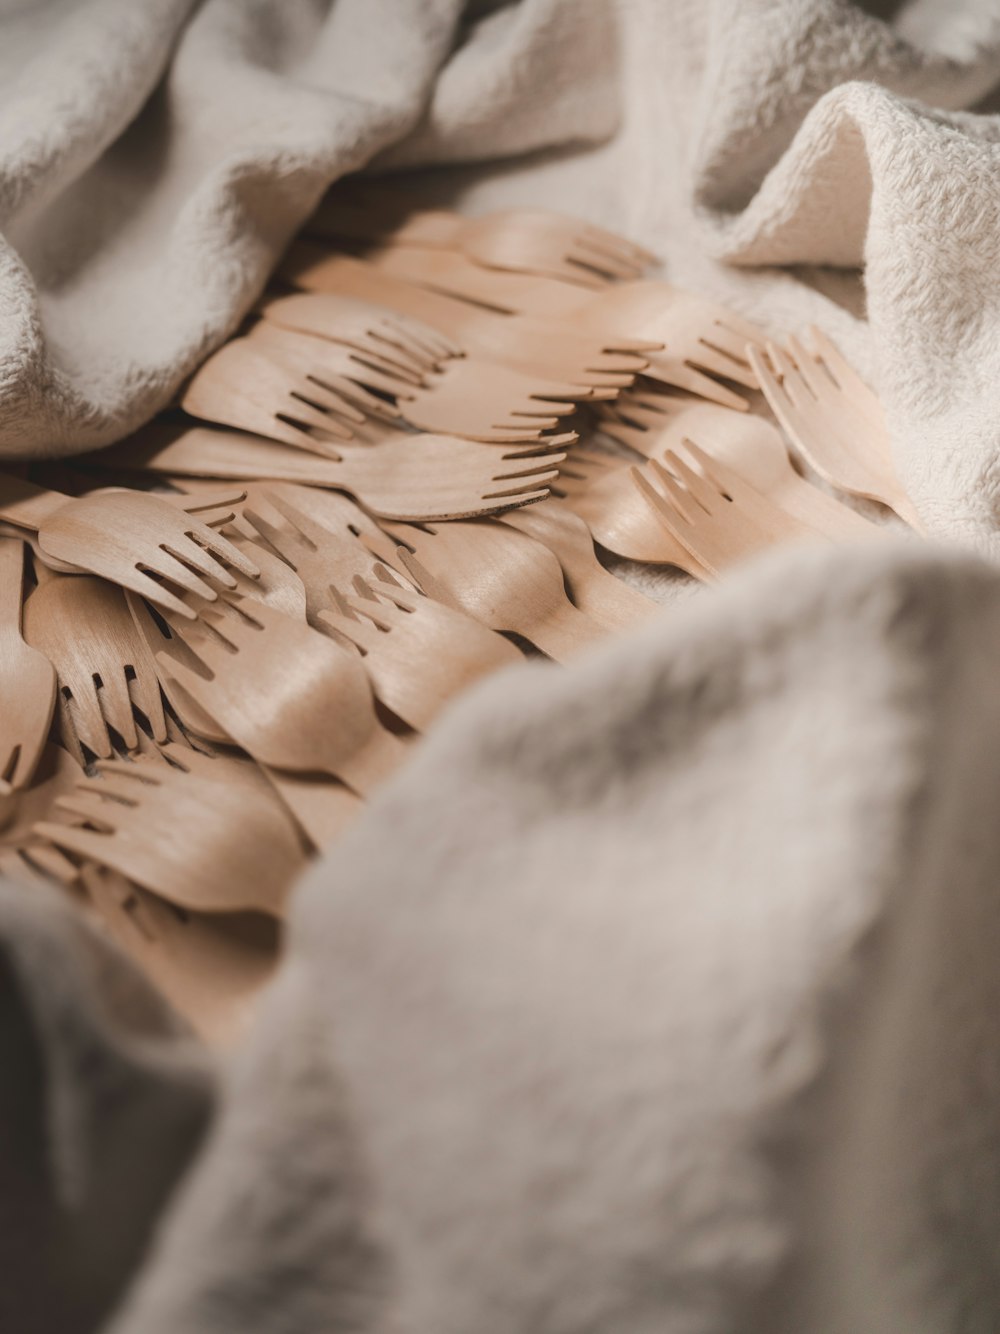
[81,539,1000,1334]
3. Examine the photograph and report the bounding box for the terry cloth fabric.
[3,2,1000,1333]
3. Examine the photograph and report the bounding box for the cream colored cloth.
[3,3,1000,1333]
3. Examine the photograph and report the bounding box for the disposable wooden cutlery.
[0,473,259,617]
[555,447,707,572]
[257,290,461,374]
[37,747,306,917]
[182,333,409,451]
[631,443,830,579]
[358,246,762,409]
[0,536,57,790]
[309,190,655,285]
[748,331,921,528]
[378,519,609,661]
[316,571,523,729]
[78,862,277,1045]
[154,598,409,795]
[499,502,659,631]
[94,423,570,521]
[600,389,884,539]
[243,493,393,625]
[268,259,653,392]
[22,573,167,762]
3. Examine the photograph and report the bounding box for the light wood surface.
[22,574,167,762]
[309,189,655,284]
[262,268,651,390]
[749,331,922,528]
[317,572,523,729]
[600,389,885,539]
[79,863,278,1045]
[499,501,659,631]
[0,478,260,618]
[156,598,408,794]
[37,748,306,917]
[92,422,570,522]
[381,518,609,662]
[259,289,460,371]
[632,443,831,579]
[0,536,57,790]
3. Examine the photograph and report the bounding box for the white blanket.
[3,2,1000,1332]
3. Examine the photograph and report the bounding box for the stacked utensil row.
[0,185,918,1040]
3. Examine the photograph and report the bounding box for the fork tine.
[491,452,568,481]
[484,470,561,499]
[263,495,337,551]
[158,543,235,595]
[34,820,117,860]
[242,508,305,565]
[100,671,140,751]
[662,449,720,513]
[579,223,658,266]
[314,373,403,421]
[296,380,368,424]
[188,526,260,579]
[62,683,115,760]
[646,458,701,524]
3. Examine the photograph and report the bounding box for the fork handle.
[0,534,26,626]
[0,474,68,530]
[336,724,411,796]
[529,605,608,662]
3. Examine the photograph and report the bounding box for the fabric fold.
[101,539,1000,1334]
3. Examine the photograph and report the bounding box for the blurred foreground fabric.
[3,2,1000,1332]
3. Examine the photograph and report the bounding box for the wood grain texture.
[0,536,57,789]
[155,599,408,794]
[94,423,569,521]
[37,749,306,917]
[750,331,922,528]
[317,573,523,730]
[23,574,167,761]
[382,517,609,662]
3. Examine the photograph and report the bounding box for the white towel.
[3,3,1000,1332]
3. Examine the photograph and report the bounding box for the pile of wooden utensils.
[0,179,919,1039]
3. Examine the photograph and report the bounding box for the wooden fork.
[182,333,410,452]
[377,519,608,661]
[154,598,409,795]
[125,595,362,848]
[356,247,762,410]
[309,188,655,285]
[93,422,570,522]
[555,448,707,573]
[262,271,652,393]
[22,574,167,763]
[36,747,306,917]
[0,473,259,618]
[257,290,461,375]
[389,358,591,442]
[631,442,829,579]
[0,537,57,791]
[600,389,884,539]
[78,863,277,1045]
[499,502,659,631]
[748,330,921,528]
[316,570,523,729]
[242,493,390,625]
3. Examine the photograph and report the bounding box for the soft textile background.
[4,2,1000,1332]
